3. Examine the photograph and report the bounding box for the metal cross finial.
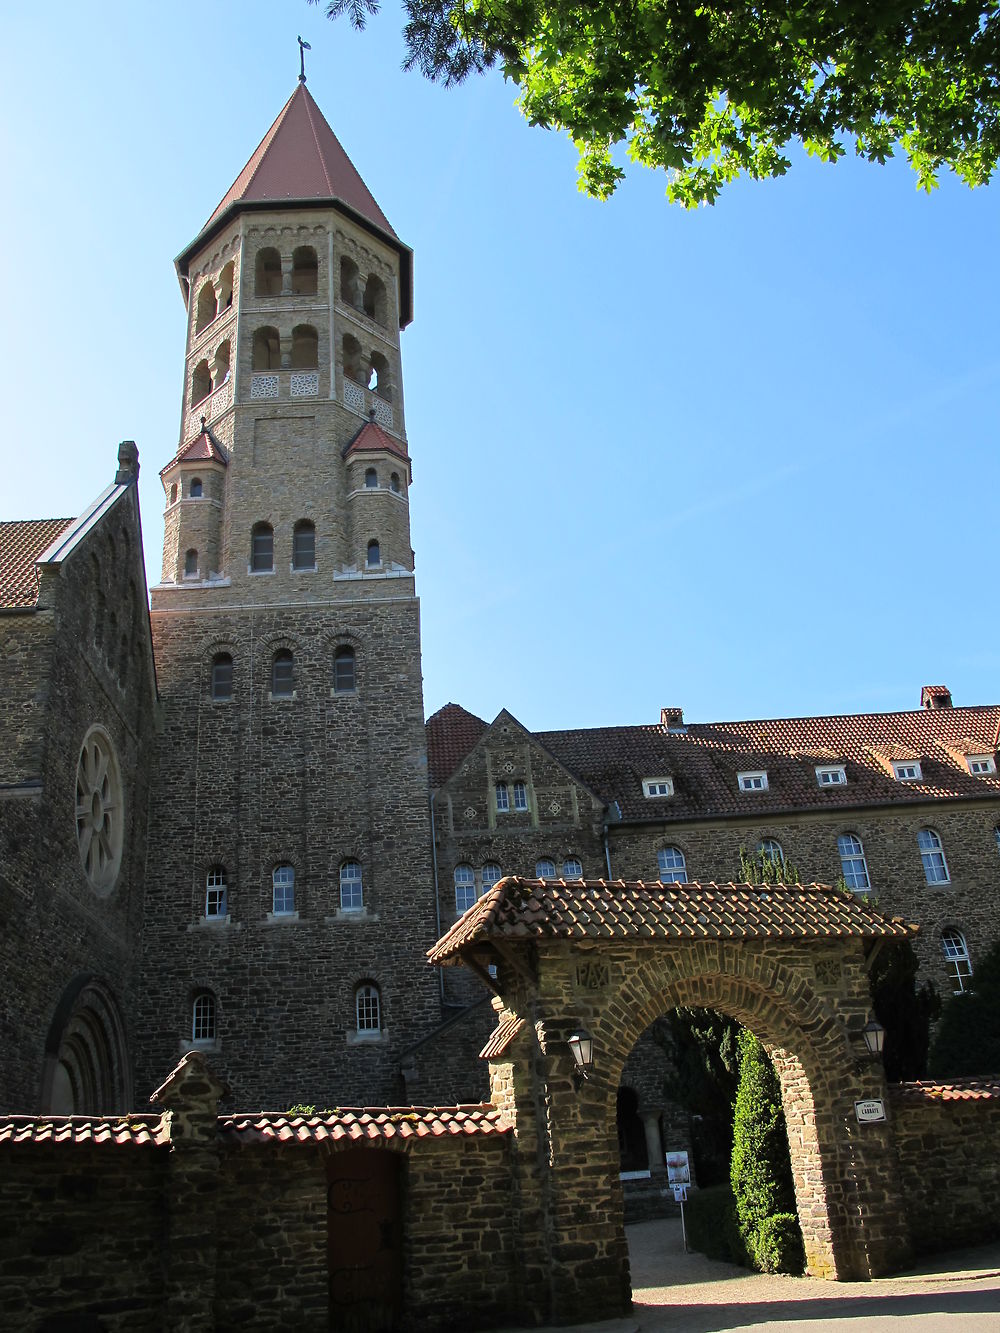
[298,36,312,84]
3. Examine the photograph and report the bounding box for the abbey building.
[1,82,999,1123]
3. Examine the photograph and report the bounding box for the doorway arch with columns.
[430,876,917,1328]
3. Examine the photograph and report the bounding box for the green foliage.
[658,1008,740,1186]
[869,940,940,1081]
[738,846,800,885]
[730,1030,804,1274]
[313,0,1000,205]
[683,1183,744,1265]
[930,939,1000,1078]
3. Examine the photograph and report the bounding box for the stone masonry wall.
[890,1086,1000,1253]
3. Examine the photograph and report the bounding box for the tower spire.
[297,35,311,84]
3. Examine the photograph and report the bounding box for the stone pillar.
[641,1110,666,1177]
[151,1051,229,1332]
[280,253,294,295]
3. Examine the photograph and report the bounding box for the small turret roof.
[160,422,229,476]
[342,419,410,464]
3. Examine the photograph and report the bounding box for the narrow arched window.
[212,340,230,386]
[191,360,211,407]
[211,653,233,701]
[366,540,380,568]
[342,333,364,383]
[292,520,315,570]
[169,482,178,504]
[189,477,203,498]
[481,863,501,895]
[390,472,401,494]
[562,858,583,879]
[271,650,294,697]
[255,246,281,296]
[334,646,356,693]
[340,860,364,911]
[367,351,391,400]
[837,833,870,893]
[495,783,509,813]
[272,864,295,915]
[657,846,687,884]
[355,982,380,1033]
[292,245,318,296]
[219,261,234,310]
[363,273,387,324]
[757,839,784,872]
[195,281,217,333]
[205,866,227,918]
[340,255,361,307]
[454,864,476,914]
[251,522,274,572]
[535,859,556,880]
[291,324,318,370]
[192,991,217,1043]
[252,326,280,371]
[364,467,378,488]
[512,781,528,811]
[918,828,950,884]
[184,549,198,578]
[941,929,972,994]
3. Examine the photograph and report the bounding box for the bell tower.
[138,83,438,1109]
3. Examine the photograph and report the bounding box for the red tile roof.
[220,1104,506,1145]
[429,877,916,965]
[342,420,410,465]
[0,518,75,608]
[890,1079,1000,1103]
[0,1114,168,1147]
[426,703,489,788]
[203,83,396,239]
[480,1015,525,1061]
[160,423,229,476]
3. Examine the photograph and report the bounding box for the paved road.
[502,1217,1000,1332]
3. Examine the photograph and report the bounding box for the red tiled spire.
[204,83,396,239]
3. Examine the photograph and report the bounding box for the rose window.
[75,726,124,894]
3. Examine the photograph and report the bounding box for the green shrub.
[684,1184,744,1266]
[730,1030,805,1274]
[930,940,1000,1078]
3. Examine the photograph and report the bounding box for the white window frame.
[340,860,364,911]
[941,931,973,994]
[495,783,510,813]
[837,833,870,893]
[917,829,950,885]
[642,777,675,798]
[562,858,583,879]
[454,864,476,914]
[757,839,784,871]
[513,780,529,811]
[816,766,846,787]
[272,864,296,915]
[738,770,768,792]
[205,867,227,918]
[535,858,556,880]
[355,983,381,1033]
[967,755,996,776]
[481,863,502,896]
[892,760,922,782]
[192,992,217,1044]
[657,846,687,884]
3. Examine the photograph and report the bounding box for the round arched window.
[75,726,124,895]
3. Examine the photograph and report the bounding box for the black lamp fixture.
[862,1016,886,1059]
[568,1029,594,1088]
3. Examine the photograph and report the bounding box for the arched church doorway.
[326,1147,403,1331]
[39,975,131,1114]
[430,876,916,1328]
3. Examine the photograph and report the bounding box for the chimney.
[661,707,685,731]
[920,685,953,711]
[115,439,139,486]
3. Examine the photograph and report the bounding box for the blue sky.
[2,1,997,730]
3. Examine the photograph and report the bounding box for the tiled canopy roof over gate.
[428,876,916,966]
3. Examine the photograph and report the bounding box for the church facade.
[1,82,999,1124]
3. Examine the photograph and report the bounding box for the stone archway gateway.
[429,877,918,1328]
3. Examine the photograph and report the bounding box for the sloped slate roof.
[0,518,75,607]
[221,1104,506,1145]
[426,703,489,788]
[429,877,916,965]
[203,83,396,239]
[0,1115,168,1147]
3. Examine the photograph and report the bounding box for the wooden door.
[327,1148,403,1332]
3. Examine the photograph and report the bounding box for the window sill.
[189,913,234,930]
[247,567,275,577]
[329,688,357,699]
[347,1029,387,1046]
[180,1038,221,1055]
[265,910,301,925]
[326,909,379,925]
[267,691,298,703]
[290,564,318,574]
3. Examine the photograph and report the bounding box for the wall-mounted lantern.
[568,1030,594,1088]
[862,1017,886,1059]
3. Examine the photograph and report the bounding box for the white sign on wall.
[854,1099,887,1124]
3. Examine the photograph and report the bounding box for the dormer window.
[816,766,846,787]
[642,777,674,798]
[892,760,922,783]
[968,755,996,776]
[738,771,768,792]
